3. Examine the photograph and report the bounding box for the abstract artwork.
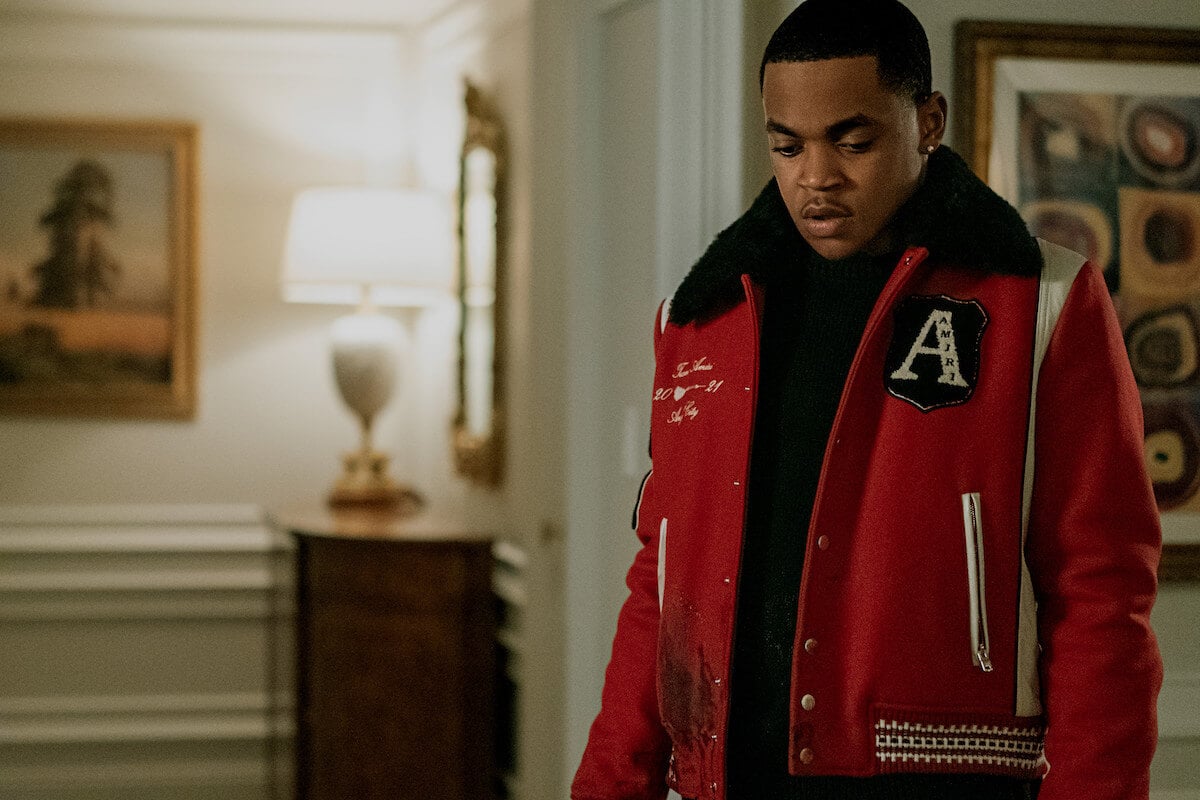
[956,21,1200,578]
[1016,93,1200,509]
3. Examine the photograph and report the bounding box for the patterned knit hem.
[872,705,1048,779]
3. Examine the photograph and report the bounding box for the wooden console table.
[283,508,496,800]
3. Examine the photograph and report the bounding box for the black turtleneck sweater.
[724,247,1038,800]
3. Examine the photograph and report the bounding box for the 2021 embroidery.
[657,357,723,423]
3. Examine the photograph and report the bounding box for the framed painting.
[955,21,1200,580]
[0,118,198,419]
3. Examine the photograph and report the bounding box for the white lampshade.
[282,187,452,307]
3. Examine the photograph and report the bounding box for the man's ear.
[918,91,948,152]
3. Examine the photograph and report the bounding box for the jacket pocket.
[658,517,667,612]
[961,493,993,672]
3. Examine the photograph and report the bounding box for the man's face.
[762,56,944,260]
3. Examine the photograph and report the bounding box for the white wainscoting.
[0,504,1192,798]
[0,504,293,800]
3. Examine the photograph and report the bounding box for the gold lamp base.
[328,447,423,512]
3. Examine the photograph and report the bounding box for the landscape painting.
[0,119,196,418]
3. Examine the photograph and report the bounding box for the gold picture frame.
[955,21,1200,581]
[0,118,198,419]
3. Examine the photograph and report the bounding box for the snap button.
[799,747,815,765]
[817,535,830,551]
[801,694,815,711]
[804,638,818,654]
[713,677,722,685]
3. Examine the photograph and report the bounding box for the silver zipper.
[962,493,993,673]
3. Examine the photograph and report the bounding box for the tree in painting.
[30,159,123,309]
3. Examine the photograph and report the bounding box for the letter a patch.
[884,295,988,412]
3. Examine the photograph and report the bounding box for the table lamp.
[282,187,451,508]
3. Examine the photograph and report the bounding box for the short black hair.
[760,0,932,102]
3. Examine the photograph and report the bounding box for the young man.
[571,1,1163,799]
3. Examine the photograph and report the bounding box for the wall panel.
[0,505,291,800]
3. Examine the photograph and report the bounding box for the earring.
[925,144,937,154]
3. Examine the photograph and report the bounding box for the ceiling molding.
[0,0,459,30]
[0,14,407,78]
[418,0,530,51]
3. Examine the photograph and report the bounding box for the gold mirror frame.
[453,82,506,486]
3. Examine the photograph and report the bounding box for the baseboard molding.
[0,758,269,794]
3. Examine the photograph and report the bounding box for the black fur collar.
[668,146,1041,325]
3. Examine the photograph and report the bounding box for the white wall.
[411,6,566,800]
[0,15,459,512]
